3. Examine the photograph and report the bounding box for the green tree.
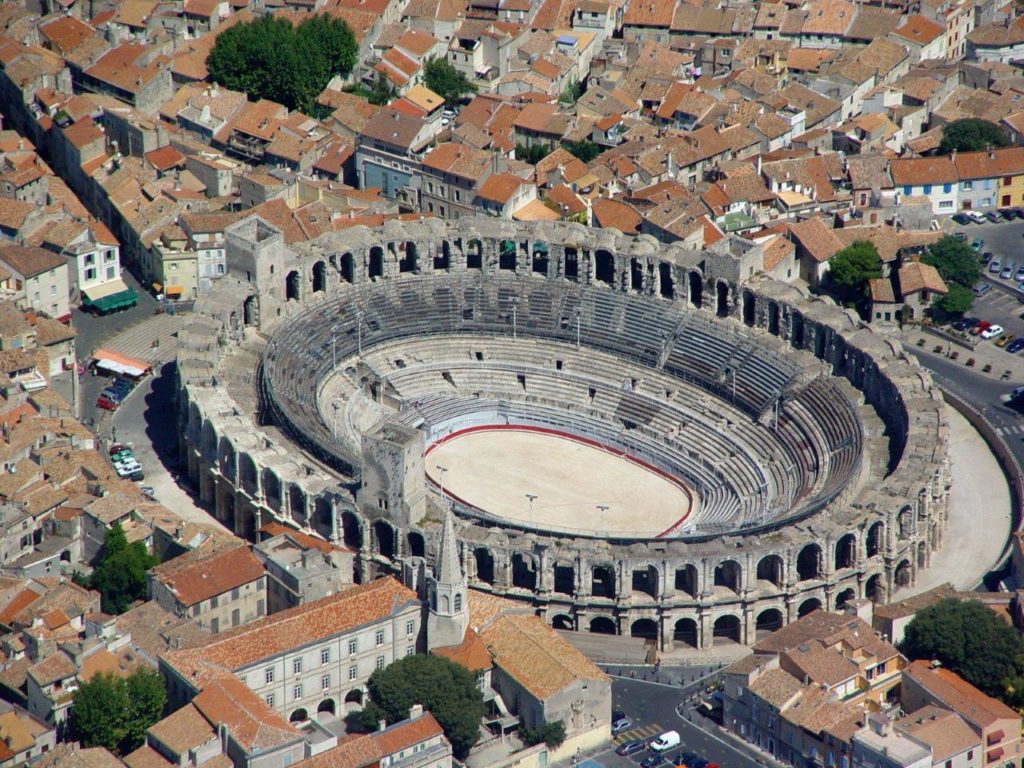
[900,599,1024,699]
[562,139,600,163]
[922,235,982,289]
[516,142,552,164]
[938,118,1010,154]
[364,655,484,759]
[522,721,566,748]
[207,14,357,114]
[827,240,882,305]
[69,668,166,754]
[124,669,168,750]
[368,71,397,106]
[559,79,583,105]
[88,522,158,614]
[934,283,973,316]
[423,57,476,105]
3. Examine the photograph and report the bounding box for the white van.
[650,731,681,752]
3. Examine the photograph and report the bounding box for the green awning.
[83,285,138,313]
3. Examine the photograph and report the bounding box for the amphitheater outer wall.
[176,216,950,651]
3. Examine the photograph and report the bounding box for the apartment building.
[253,526,355,614]
[0,246,71,323]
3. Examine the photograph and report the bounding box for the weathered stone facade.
[176,216,950,651]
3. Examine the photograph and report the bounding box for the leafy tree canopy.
[562,139,600,163]
[559,80,583,105]
[87,522,158,614]
[207,14,357,114]
[363,655,484,759]
[369,71,397,107]
[522,721,566,748]
[922,235,982,289]
[827,240,881,305]
[934,282,973,316]
[900,599,1024,699]
[516,143,552,165]
[938,118,1010,154]
[423,57,476,106]
[69,669,167,755]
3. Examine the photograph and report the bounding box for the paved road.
[71,268,159,361]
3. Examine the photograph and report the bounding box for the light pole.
[597,504,610,534]
[576,308,581,349]
[526,493,538,527]
[356,310,363,357]
[331,324,339,369]
[436,465,448,502]
[512,301,518,341]
[332,401,340,438]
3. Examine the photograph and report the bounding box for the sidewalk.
[902,326,1023,382]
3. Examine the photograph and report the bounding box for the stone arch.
[674,618,698,648]
[340,253,355,283]
[659,262,674,298]
[262,469,282,511]
[895,559,912,588]
[201,420,217,462]
[897,507,913,539]
[399,242,418,273]
[511,552,537,590]
[243,295,257,326]
[714,559,742,594]
[835,533,856,570]
[474,548,495,584]
[313,498,331,537]
[499,240,516,271]
[565,246,579,281]
[755,608,783,638]
[917,540,927,569]
[239,454,258,497]
[312,260,327,293]
[866,573,883,602]
[219,438,237,482]
[674,564,698,598]
[716,282,729,317]
[286,270,301,301]
[592,565,615,598]
[467,239,482,269]
[631,564,659,598]
[630,257,643,291]
[713,614,741,645]
[589,616,616,634]
[688,271,703,308]
[553,561,575,596]
[317,699,336,715]
[630,618,658,640]
[836,587,857,610]
[595,249,615,285]
[791,312,805,347]
[796,544,822,581]
[288,485,306,524]
[407,531,424,558]
[867,522,884,558]
[756,554,784,589]
[435,242,450,271]
[372,520,395,559]
[343,689,363,713]
[341,510,361,550]
[552,614,574,630]
[768,301,780,335]
[798,597,822,617]
[742,290,755,326]
[369,246,384,279]
[532,243,549,275]
[290,709,308,723]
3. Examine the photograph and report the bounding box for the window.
[293,659,302,674]
[266,693,275,707]
[257,598,265,616]
[939,200,953,209]
[943,183,952,193]
[406,620,415,635]
[293,684,302,700]
[321,648,330,665]
[266,668,275,684]
[232,608,240,626]
[192,604,200,617]
[967,751,974,760]
[85,268,96,281]
[454,594,462,611]
[375,630,384,646]
[105,266,115,279]
[348,639,357,655]
[963,180,973,190]
[922,184,932,194]
[210,617,219,633]
[903,186,912,195]
[349,666,358,681]
[211,595,219,609]
[85,254,95,266]
[322,675,330,690]
[232,588,240,600]
[406,646,414,657]
[376,656,385,670]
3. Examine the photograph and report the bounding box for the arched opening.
[399,242,417,273]
[239,455,258,497]
[343,689,363,713]
[290,709,308,723]
[565,247,579,281]
[792,312,805,347]
[675,565,697,598]
[630,257,643,291]
[714,560,741,594]
[312,261,327,292]
[743,290,755,326]
[716,282,729,318]
[713,615,741,645]
[286,271,301,301]
[592,565,615,598]
[756,555,784,589]
[768,302,780,335]
[835,534,856,570]
[836,588,857,610]
[674,618,698,648]
[796,544,822,581]
[659,263,674,298]
[552,614,574,630]
[474,548,494,584]
[688,272,703,308]
[467,240,482,270]
[369,246,384,279]
[866,573,883,602]
[341,253,355,283]
[554,563,575,596]
[289,485,306,525]
[895,559,912,588]
[589,616,616,635]
[511,553,537,590]
[341,511,361,550]
[631,566,658,599]
[372,521,395,559]
[435,242,450,271]
[407,531,424,558]
[756,608,783,638]
[630,618,658,640]
[314,499,331,538]
[867,522,884,558]
[243,295,257,325]
[499,240,516,271]
[263,470,282,511]
[595,250,615,285]
[898,507,913,540]
[317,699,336,715]
[798,597,822,617]
[532,244,549,275]
[917,541,927,569]
[815,330,827,359]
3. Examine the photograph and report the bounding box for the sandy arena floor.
[425,425,694,537]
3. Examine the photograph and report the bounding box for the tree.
[827,240,882,305]
[368,72,396,106]
[88,522,158,614]
[938,118,1010,154]
[69,668,166,754]
[364,655,484,759]
[559,80,583,105]
[922,235,981,289]
[522,720,566,748]
[423,57,476,106]
[900,599,1024,699]
[562,139,600,163]
[516,143,552,165]
[207,14,357,114]
[934,283,973,316]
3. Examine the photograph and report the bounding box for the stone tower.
[426,508,468,650]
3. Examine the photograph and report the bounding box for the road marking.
[613,724,662,745]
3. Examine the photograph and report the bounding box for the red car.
[971,320,991,336]
[96,395,118,411]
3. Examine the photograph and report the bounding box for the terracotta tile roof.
[898,261,947,295]
[144,145,185,173]
[35,744,124,768]
[0,588,39,625]
[592,197,642,234]
[896,706,981,762]
[431,627,493,672]
[891,155,957,186]
[62,117,105,150]
[787,217,845,263]
[748,666,804,708]
[513,102,560,134]
[38,15,100,56]
[0,244,66,278]
[28,650,75,686]
[476,173,526,203]
[801,0,856,35]
[954,146,1024,180]
[359,108,428,150]
[124,745,175,768]
[146,702,216,755]
[150,543,264,608]
[891,14,944,44]
[423,143,494,181]
[623,0,676,28]
[193,674,298,751]
[375,712,443,756]
[762,236,794,271]
[905,660,1020,728]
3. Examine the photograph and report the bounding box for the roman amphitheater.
[176,216,954,651]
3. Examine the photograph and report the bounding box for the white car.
[981,324,1005,340]
[966,210,986,223]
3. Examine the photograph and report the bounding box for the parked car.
[1001,262,1015,279]
[674,753,701,768]
[955,231,968,240]
[966,210,986,223]
[982,324,1005,340]
[952,213,972,225]
[108,443,130,455]
[1006,208,1021,220]
[100,388,123,402]
[96,395,118,411]
[641,755,666,768]
[973,283,992,297]
[139,485,156,499]
[110,450,134,464]
[997,334,1015,348]
[650,731,681,752]
[989,258,1002,273]
[616,740,647,757]
[612,718,632,734]
[981,251,994,264]
[971,320,992,335]
[1007,338,1024,353]
[952,316,979,331]
[986,211,1002,223]
[972,238,985,251]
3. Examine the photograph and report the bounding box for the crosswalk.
[995,423,1024,436]
[613,723,663,746]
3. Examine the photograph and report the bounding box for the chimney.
[378,719,388,732]
[409,703,424,720]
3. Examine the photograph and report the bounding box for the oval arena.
[177,216,950,651]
